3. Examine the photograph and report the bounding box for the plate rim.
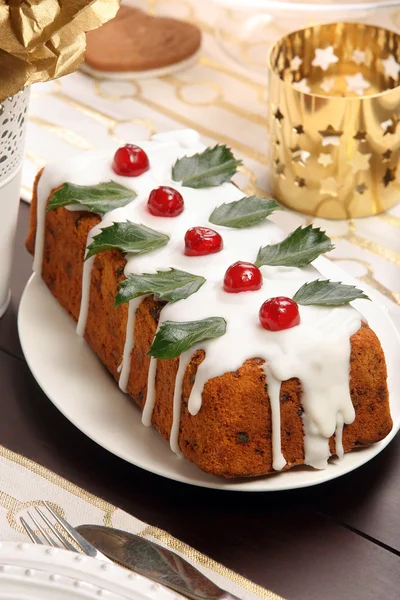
[17,269,400,492]
[0,540,176,599]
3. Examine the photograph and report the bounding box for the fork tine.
[28,510,58,547]
[20,516,42,545]
[34,507,78,553]
[43,501,92,555]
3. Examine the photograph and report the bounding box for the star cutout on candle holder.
[312,46,339,71]
[348,151,371,174]
[382,54,400,79]
[382,149,392,162]
[317,153,334,167]
[320,177,340,197]
[290,145,301,159]
[295,177,306,188]
[290,56,303,71]
[381,116,399,136]
[383,167,396,187]
[290,146,310,166]
[352,49,366,65]
[355,183,368,195]
[345,73,370,96]
[293,124,304,135]
[274,138,281,146]
[318,124,343,147]
[353,130,367,142]
[292,78,311,93]
[273,108,284,122]
[320,77,335,93]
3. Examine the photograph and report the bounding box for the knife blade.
[76,525,241,600]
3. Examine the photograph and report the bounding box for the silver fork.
[20,501,112,562]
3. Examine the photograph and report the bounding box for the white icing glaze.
[142,357,157,427]
[335,413,345,461]
[264,365,286,471]
[76,256,94,337]
[169,352,193,456]
[119,296,143,393]
[34,129,362,471]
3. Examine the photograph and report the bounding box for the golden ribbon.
[0,0,120,102]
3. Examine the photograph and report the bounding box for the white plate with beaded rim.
[0,541,180,599]
[18,258,400,492]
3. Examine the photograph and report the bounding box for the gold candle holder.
[268,22,400,219]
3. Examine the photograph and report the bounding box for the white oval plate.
[0,541,178,599]
[18,259,400,492]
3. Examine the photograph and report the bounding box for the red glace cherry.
[184,227,223,256]
[148,186,184,217]
[112,144,149,177]
[259,297,300,331]
[224,261,262,293]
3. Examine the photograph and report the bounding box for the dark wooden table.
[1,201,399,600]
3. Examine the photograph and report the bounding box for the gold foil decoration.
[0,0,120,102]
[268,22,400,219]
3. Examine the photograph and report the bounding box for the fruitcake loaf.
[26,130,393,478]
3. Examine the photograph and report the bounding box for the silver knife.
[76,525,241,600]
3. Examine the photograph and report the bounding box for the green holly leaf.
[255,225,334,268]
[172,145,242,188]
[209,196,282,228]
[293,280,370,306]
[47,181,136,216]
[86,222,169,260]
[148,317,227,359]
[114,269,206,307]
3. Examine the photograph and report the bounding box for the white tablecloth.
[13,2,400,597]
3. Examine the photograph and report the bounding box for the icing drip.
[187,360,205,416]
[119,297,143,393]
[76,256,94,337]
[264,365,286,471]
[33,179,47,276]
[142,357,157,427]
[34,129,363,471]
[169,352,193,456]
[302,414,330,470]
[335,413,345,460]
